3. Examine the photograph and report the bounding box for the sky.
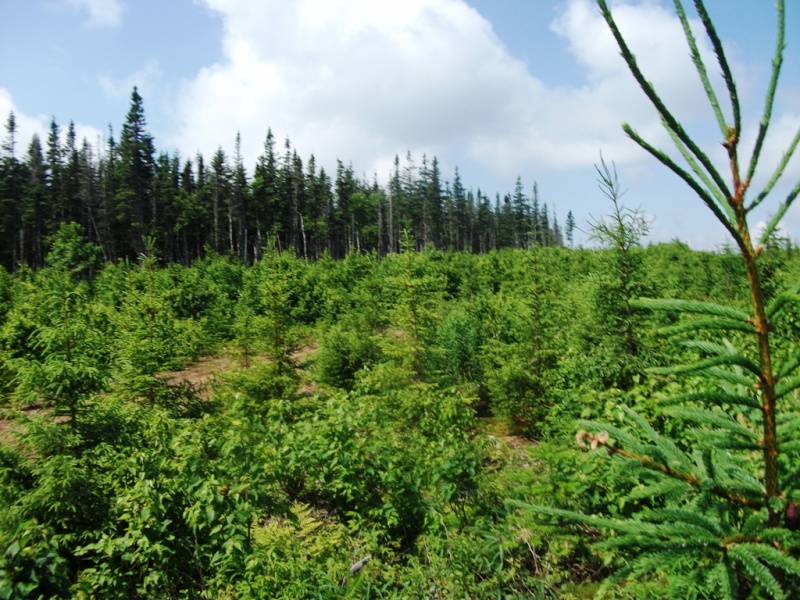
[1,0,799,249]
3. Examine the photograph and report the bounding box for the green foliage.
[7,271,110,422]
[586,157,653,391]
[110,259,200,410]
[379,236,447,381]
[46,222,101,279]
[315,321,381,390]
[4,191,800,597]
[523,1,800,598]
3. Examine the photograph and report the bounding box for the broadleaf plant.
[528,2,800,598]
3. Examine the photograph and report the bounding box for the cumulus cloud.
[172,0,528,174]
[169,0,779,191]
[56,0,127,29]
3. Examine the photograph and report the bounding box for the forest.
[2,0,800,598]
[0,88,572,272]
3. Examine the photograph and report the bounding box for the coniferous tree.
[531,3,800,597]
[209,147,230,253]
[232,133,248,262]
[0,112,25,269]
[512,176,529,248]
[252,129,279,260]
[387,154,401,254]
[565,210,576,248]
[115,87,156,257]
[23,135,47,267]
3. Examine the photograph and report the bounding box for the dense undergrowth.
[1,229,796,598]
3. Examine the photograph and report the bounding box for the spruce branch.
[759,178,800,247]
[661,115,735,223]
[690,0,741,138]
[633,297,750,321]
[597,0,733,201]
[620,124,741,243]
[662,391,761,411]
[575,430,762,510]
[726,544,786,600]
[672,0,729,138]
[649,354,762,380]
[703,366,755,388]
[745,0,786,187]
[658,318,755,337]
[777,352,800,379]
[749,126,800,215]
[767,290,800,320]
[665,406,760,442]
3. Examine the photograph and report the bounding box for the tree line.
[0,87,575,271]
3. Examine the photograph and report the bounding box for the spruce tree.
[115,87,156,257]
[565,210,575,248]
[529,2,800,597]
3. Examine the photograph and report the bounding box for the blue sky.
[1,0,798,248]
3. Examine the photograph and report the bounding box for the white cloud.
[169,0,780,196]
[100,58,164,101]
[173,0,530,175]
[56,0,127,29]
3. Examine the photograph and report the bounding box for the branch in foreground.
[575,430,763,510]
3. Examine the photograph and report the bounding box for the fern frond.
[634,297,750,321]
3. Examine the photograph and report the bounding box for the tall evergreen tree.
[115,87,156,257]
[0,112,24,268]
[23,135,47,267]
[252,129,279,260]
[565,210,576,247]
[512,176,529,248]
[209,147,230,253]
